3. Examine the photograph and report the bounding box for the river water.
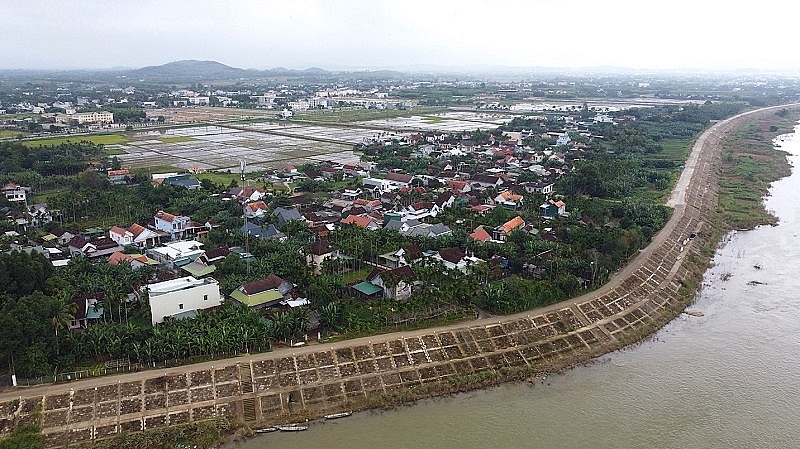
[230,126,800,449]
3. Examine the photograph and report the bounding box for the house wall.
[110,232,133,247]
[307,252,336,275]
[149,282,221,325]
[3,187,28,203]
[154,216,189,238]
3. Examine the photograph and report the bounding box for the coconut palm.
[51,296,77,337]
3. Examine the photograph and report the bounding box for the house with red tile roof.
[385,172,414,188]
[469,226,492,242]
[493,216,526,241]
[2,183,29,204]
[494,190,524,210]
[243,200,269,219]
[154,210,191,240]
[341,214,380,230]
[109,223,160,249]
[108,251,154,269]
[539,199,566,219]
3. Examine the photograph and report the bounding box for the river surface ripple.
[230,125,800,449]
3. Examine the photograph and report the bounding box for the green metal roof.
[352,281,382,296]
[229,288,283,308]
[86,304,104,320]
[181,262,217,277]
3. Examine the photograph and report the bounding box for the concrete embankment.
[0,106,788,448]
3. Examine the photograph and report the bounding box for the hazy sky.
[2,0,798,71]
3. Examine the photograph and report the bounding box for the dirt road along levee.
[0,105,795,448]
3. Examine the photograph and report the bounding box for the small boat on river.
[324,412,353,419]
[254,427,278,434]
[276,424,308,432]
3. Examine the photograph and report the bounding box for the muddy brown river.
[230,126,800,448]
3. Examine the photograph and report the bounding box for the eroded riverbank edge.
[2,105,798,449]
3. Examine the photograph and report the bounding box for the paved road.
[1,104,793,403]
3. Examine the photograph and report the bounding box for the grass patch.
[196,171,244,188]
[128,165,183,177]
[31,188,67,204]
[422,116,446,124]
[158,136,198,143]
[625,137,695,204]
[715,110,800,230]
[340,267,372,284]
[23,133,128,147]
[103,147,125,156]
[0,129,26,139]
[89,418,237,449]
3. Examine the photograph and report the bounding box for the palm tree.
[51,296,77,355]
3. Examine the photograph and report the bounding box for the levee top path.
[0,105,793,403]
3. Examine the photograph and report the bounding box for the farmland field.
[22,133,129,147]
[109,110,508,171]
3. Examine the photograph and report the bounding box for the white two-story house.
[154,210,191,240]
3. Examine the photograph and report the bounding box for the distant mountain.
[130,60,248,81]
[125,60,341,81]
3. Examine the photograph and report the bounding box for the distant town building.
[56,111,114,124]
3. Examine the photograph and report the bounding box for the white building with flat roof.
[147,240,204,267]
[144,276,221,325]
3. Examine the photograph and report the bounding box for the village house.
[364,265,416,300]
[26,203,52,228]
[493,190,524,210]
[147,240,205,268]
[341,214,381,230]
[106,169,130,184]
[143,276,222,325]
[2,183,30,204]
[68,236,123,259]
[154,210,192,240]
[68,293,104,330]
[470,174,504,189]
[108,223,161,249]
[403,222,452,238]
[362,177,395,197]
[107,251,154,269]
[243,201,269,219]
[493,216,526,241]
[540,199,567,219]
[272,207,303,229]
[226,185,269,203]
[469,226,493,242]
[306,239,338,274]
[340,187,363,201]
[229,274,294,309]
[433,247,483,271]
[241,222,285,240]
[522,181,554,195]
[384,172,414,189]
[52,228,76,246]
